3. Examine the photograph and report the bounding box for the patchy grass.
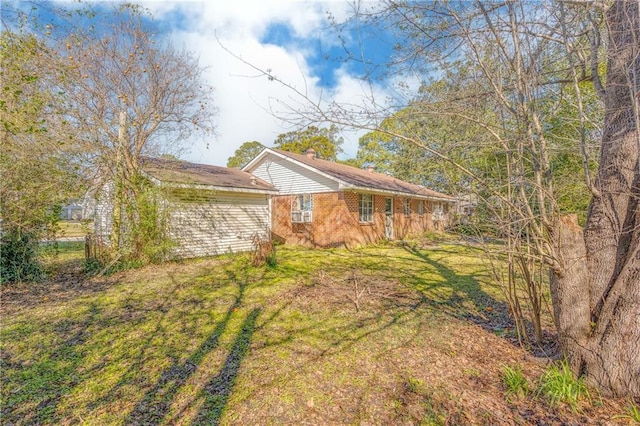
[39,241,86,276]
[618,399,640,424]
[0,241,628,425]
[57,221,92,238]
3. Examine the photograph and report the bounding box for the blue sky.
[139,0,401,166]
[10,0,402,166]
[260,19,396,89]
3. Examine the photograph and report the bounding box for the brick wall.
[271,191,442,248]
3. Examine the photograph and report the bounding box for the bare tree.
[56,4,216,255]
[238,0,637,396]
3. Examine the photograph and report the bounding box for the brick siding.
[271,191,444,248]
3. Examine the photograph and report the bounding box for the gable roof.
[244,148,454,201]
[140,156,278,194]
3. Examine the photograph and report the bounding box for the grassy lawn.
[56,221,92,239]
[0,240,630,425]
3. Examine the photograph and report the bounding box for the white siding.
[94,182,114,242]
[168,191,270,258]
[94,184,270,259]
[250,155,339,194]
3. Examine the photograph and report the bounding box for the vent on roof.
[366,164,375,173]
[305,148,316,159]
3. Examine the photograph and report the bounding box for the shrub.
[251,233,276,267]
[128,180,175,264]
[0,230,43,283]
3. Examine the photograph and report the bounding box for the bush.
[251,233,276,267]
[129,180,175,264]
[0,230,44,283]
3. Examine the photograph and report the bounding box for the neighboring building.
[60,196,96,221]
[455,194,479,224]
[243,148,456,248]
[94,156,278,258]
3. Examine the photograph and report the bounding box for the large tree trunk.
[551,0,640,397]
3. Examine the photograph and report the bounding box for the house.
[455,194,479,225]
[61,195,96,221]
[94,156,278,258]
[243,148,456,247]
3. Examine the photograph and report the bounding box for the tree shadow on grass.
[193,307,261,425]
[401,245,514,334]
[0,302,102,424]
[85,272,187,412]
[123,275,248,425]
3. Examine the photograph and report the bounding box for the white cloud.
[143,1,386,166]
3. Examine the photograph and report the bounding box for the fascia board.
[140,170,278,195]
[342,184,456,202]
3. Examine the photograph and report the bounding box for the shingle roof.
[272,149,454,201]
[140,156,277,192]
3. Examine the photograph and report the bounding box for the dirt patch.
[289,269,424,314]
[0,270,117,316]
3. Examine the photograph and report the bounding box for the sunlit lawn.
[0,239,625,424]
[56,221,92,239]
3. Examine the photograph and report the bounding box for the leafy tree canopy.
[227,141,265,168]
[0,31,83,282]
[273,125,343,161]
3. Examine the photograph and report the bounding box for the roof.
[246,148,454,201]
[140,156,278,194]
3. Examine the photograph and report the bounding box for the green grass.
[57,221,92,238]
[2,240,612,425]
[615,399,640,424]
[39,241,85,271]
[502,364,529,400]
[537,361,591,410]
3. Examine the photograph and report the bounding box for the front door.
[384,197,394,239]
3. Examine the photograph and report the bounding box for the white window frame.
[403,198,412,216]
[418,200,424,216]
[432,202,445,221]
[291,194,313,223]
[359,193,374,223]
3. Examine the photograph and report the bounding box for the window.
[432,203,444,221]
[403,198,412,216]
[359,194,374,223]
[418,200,424,216]
[292,194,313,223]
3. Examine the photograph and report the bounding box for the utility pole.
[111,110,127,251]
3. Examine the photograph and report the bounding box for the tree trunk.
[551,0,640,397]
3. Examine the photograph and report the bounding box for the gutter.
[143,173,279,195]
[341,184,456,203]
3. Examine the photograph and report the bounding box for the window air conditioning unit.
[292,210,312,223]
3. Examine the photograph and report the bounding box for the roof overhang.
[245,148,455,202]
[142,172,279,195]
[341,185,456,203]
